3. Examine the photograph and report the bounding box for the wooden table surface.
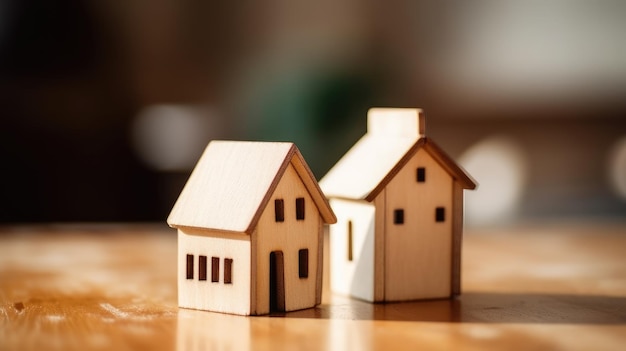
[1,222,625,350]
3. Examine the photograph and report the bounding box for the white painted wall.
[329,198,375,302]
[178,229,251,315]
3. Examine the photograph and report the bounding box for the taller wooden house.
[168,141,336,315]
[320,108,477,302]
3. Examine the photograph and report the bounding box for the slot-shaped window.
[186,254,194,279]
[394,209,405,224]
[199,255,207,281]
[347,220,353,261]
[275,199,285,222]
[211,257,220,282]
[224,258,233,284]
[296,197,305,220]
[417,167,426,182]
[298,249,309,278]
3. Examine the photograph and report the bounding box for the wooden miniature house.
[167,141,336,315]
[320,108,476,302]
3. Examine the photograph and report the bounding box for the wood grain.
[168,141,294,233]
[254,163,322,314]
[1,222,625,351]
[321,108,476,303]
[168,141,334,315]
[168,140,335,234]
[383,148,453,300]
[451,181,464,296]
[177,228,252,315]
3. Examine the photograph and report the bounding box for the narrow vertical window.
[198,255,207,281]
[211,257,220,282]
[436,207,446,222]
[394,209,405,224]
[298,249,309,278]
[295,197,305,220]
[224,258,233,284]
[417,167,426,182]
[186,254,194,279]
[275,199,285,222]
[347,220,354,261]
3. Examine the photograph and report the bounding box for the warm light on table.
[1,222,625,350]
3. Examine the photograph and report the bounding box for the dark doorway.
[269,251,285,312]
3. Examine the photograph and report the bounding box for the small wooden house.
[320,108,476,302]
[168,141,336,315]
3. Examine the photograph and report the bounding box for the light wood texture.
[1,222,625,351]
[373,191,386,301]
[168,141,292,232]
[451,181,464,296]
[253,163,322,314]
[319,133,417,200]
[367,107,424,138]
[319,109,475,202]
[383,149,453,300]
[168,140,335,233]
[315,219,324,305]
[167,141,335,315]
[422,140,477,191]
[177,228,251,315]
[321,108,476,302]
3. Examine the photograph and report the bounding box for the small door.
[269,251,285,312]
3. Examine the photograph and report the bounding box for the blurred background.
[1,0,625,226]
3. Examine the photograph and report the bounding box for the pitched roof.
[319,109,477,201]
[168,140,336,233]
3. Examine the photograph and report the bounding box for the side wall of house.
[382,149,453,301]
[253,163,321,314]
[451,181,464,296]
[329,198,376,302]
[373,191,386,302]
[178,228,251,315]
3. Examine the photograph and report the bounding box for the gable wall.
[381,148,454,300]
[253,163,321,314]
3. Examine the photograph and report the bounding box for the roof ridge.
[168,140,336,233]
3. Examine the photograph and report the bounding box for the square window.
[211,257,220,282]
[186,254,194,280]
[296,197,305,220]
[436,207,446,222]
[199,255,207,281]
[394,209,404,224]
[417,167,426,182]
[224,258,233,284]
[298,249,309,278]
[275,199,284,222]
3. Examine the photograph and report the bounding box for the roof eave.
[422,138,478,190]
[363,138,427,202]
[167,223,252,235]
[362,137,477,201]
[242,144,297,233]
[242,144,338,232]
[291,147,338,224]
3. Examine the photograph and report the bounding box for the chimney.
[367,108,425,138]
